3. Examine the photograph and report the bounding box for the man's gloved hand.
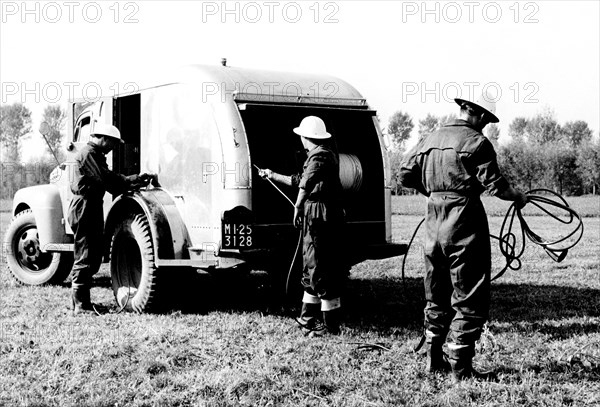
[293,205,304,229]
[128,173,154,191]
[515,191,529,210]
[139,173,151,184]
[258,168,273,180]
[138,173,160,187]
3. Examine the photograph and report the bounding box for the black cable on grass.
[93,272,132,316]
[93,292,130,316]
[557,341,600,376]
[401,189,584,284]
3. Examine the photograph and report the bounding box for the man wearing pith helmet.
[259,116,345,336]
[68,122,152,314]
[400,92,528,381]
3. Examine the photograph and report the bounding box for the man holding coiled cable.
[400,93,528,381]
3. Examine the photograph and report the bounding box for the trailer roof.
[172,64,368,107]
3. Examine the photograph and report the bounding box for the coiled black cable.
[402,189,584,283]
[490,188,584,281]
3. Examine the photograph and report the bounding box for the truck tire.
[110,213,166,313]
[4,209,73,285]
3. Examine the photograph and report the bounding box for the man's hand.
[497,186,529,209]
[258,168,273,180]
[139,173,160,187]
[514,190,528,210]
[293,205,303,229]
[139,173,152,184]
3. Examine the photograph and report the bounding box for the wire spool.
[339,153,363,193]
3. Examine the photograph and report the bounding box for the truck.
[4,63,406,312]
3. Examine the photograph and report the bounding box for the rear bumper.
[156,221,407,270]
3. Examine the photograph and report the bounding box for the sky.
[1,0,599,161]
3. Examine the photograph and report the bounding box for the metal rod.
[41,134,61,167]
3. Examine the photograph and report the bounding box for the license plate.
[222,223,253,249]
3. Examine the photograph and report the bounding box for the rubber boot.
[295,302,322,331]
[71,286,94,315]
[427,340,451,374]
[323,308,341,335]
[449,350,497,382]
[309,309,341,337]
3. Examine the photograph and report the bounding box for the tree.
[525,109,561,144]
[485,123,500,148]
[540,142,581,195]
[0,103,32,162]
[497,140,544,192]
[576,139,600,194]
[500,114,597,196]
[41,105,67,162]
[389,149,404,195]
[417,114,440,142]
[562,120,593,147]
[387,111,414,151]
[508,117,528,141]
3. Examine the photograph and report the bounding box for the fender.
[12,185,71,250]
[104,188,190,262]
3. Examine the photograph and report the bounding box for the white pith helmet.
[92,122,124,143]
[455,92,500,123]
[293,116,331,139]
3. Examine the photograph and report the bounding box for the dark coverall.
[68,142,139,290]
[399,119,510,358]
[293,144,346,302]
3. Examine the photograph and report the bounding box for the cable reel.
[339,153,363,193]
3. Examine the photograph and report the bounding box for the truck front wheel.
[4,209,73,285]
[110,213,167,313]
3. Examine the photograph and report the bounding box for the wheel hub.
[17,227,51,272]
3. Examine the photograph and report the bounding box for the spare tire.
[4,209,73,285]
[110,213,166,313]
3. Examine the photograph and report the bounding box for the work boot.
[295,302,322,331]
[427,341,451,374]
[71,286,95,315]
[449,356,497,382]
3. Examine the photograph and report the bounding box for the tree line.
[1,103,66,199]
[1,102,599,200]
[387,109,600,196]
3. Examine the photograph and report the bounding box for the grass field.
[1,196,599,406]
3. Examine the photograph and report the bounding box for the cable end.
[544,247,568,263]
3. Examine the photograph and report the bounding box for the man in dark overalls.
[69,123,149,314]
[400,94,528,380]
[259,116,345,336]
